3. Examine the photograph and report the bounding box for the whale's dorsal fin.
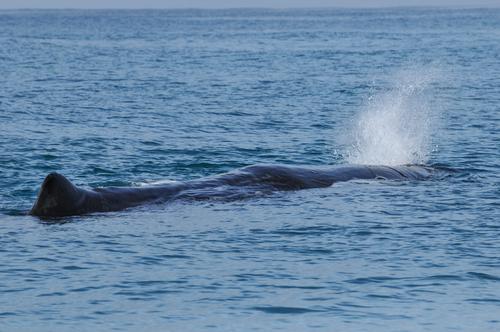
[30,172,84,217]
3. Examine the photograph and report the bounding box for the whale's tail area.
[30,172,84,217]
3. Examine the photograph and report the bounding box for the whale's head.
[30,172,85,217]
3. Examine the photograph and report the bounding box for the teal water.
[1,8,499,331]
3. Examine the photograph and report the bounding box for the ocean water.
[1,8,499,331]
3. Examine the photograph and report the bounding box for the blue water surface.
[1,8,499,331]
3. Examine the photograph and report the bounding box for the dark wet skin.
[30,164,434,217]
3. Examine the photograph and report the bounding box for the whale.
[30,164,434,217]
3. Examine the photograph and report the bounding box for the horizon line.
[1,5,499,10]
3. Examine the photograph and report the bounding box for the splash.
[345,67,440,166]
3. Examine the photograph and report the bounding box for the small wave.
[345,65,442,166]
[251,306,322,314]
[467,272,500,281]
[136,179,179,186]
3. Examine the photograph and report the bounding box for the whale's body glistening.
[30,164,434,217]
